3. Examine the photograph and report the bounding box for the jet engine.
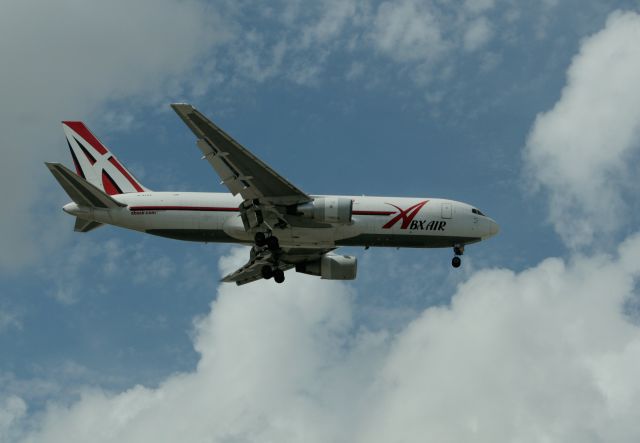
[296,253,357,280]
[297,197,353,224]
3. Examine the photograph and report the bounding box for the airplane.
[46,104,499,285]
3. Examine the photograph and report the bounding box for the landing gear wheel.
[273,269,285,283]
[266,236,280,251]
[452,256,461,268]
[261,265,273,279]
[255,232,267,247]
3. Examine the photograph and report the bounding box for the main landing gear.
[452,244,464,268]
[261,265,285,283]
[254,232,280,251]
[256,231,285,283]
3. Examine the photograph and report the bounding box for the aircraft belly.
[222,214,251,241]
[332,213,479,248]
[146,229,242,243]
[336,233,481,248]
[94,207,149,232]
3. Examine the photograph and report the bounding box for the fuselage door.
[441,202,452,219]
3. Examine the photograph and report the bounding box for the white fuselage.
[64,192,499,249]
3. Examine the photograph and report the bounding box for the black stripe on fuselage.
[336,234,481,248]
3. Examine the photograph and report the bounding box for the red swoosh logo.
[382,200,429,229]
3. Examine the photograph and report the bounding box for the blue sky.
[2,1,640,441]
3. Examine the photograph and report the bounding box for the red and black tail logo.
[63,121,147,195]
[382,200,429,229]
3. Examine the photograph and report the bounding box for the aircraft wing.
[222,247,333,286]
[171,103,312,207]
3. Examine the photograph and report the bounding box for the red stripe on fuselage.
[129,206,239,212]
[353,210,395,216]
[129,207,398,214]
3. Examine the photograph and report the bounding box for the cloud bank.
[7,235,640,442]
[524,11,640,249]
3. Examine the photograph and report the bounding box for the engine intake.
[297,197,353,224]
[296,253,357,280]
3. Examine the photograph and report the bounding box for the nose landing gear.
[452,244,464,268]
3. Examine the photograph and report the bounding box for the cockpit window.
[472,208,486,216]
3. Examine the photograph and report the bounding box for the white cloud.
[524,11,640,249]
[0,0,224,271]
[9,235,640,442]
[0,395,26,443]
[216,0,507,88]
[299,0,358,48]
[41,238,177,304]
[0,309,21,334]
[463,17,493,52]
[464,0,496,14]
[345,61,365,81]
[372,1,448,63]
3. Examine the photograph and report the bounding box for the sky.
[2,0,640,441]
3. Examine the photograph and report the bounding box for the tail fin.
[62,121,150,195]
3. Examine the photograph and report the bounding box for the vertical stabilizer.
[62,121,150,195]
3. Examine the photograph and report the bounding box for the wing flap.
[197,140,254,196]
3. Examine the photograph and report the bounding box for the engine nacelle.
[296,253,357,280]
[297,197,353,224]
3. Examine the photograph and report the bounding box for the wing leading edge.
[171,103,311,206]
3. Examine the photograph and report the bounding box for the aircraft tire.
[261,265,273,279]
[266,236,280,250]
[255,232,267,247]
[452,256,461,268]
[273,269,285,283]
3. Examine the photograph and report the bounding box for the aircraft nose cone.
[488,218,499,237]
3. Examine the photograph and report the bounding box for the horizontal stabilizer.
[45,162,126,209]
[74,217,104,233]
